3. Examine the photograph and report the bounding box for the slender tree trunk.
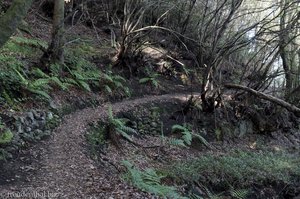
[279,0,300,101]
[41,0,65,67]
[0,0,33,48]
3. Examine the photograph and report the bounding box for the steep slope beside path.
[0,93,194,199]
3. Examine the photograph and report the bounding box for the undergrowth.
[164,150,300,189]
[0,37,130,107]
[122,160,186,199]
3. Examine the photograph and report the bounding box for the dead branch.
[224,83,300,117]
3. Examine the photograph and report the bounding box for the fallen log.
[224,83,300,117]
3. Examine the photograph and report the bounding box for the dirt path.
[0,93,194,199]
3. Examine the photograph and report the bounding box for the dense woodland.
[0,0,300,198]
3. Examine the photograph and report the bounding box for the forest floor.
[0,91,299,198]
[0,93,198,198]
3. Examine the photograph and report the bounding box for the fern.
[2,89,15,107]
[101,71,130,97]
[171,124,211,148]
[230,188,249,199]
[108,105,114,121]
[122,161,186,198]
[104,85,113,94]
[116,128,133,142]
[172,124,187,132]
[182,131,193,145]
[32,68,50,78]
[169,138,187,147]
[171,124,193,147]
[50,76,68,90]
[14,68,52,99]
[139,73,160,88]
[28,89,51,99]
[78,80,91,91]
[108,106,137,142]
[193,133,211,148]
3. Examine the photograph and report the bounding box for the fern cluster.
[122,160,186,198]
[108,106,137,142]
[170,124,210,148]
[102,70,131,97]
[139,71,160,88]
[1,36,47,58]
[0,37,131,106]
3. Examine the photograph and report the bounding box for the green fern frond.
[114,81,123,88]
[32,68,50,78]
[64,78,79,86]
[102,73,114,82]
[112,118,124,127]
[172,124,188,133]
[182,131,192,146]
[108,105,114,121]
[13,68,28,85]
[104,85,113,94]
[116,129,133,142]
[2,90,15,107]
[31,78,51,88]
[152,80,159,88]
[230,188,249,199]
[169,138,187,147]
[78,80,91,91]
[112,75,126,82]
[193,133,211,148]
[122,161,185,198]
[50,77,68,90]
[118,125,137,135]
[139,77,151,84]
[28,88,51,99]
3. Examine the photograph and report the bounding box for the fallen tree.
[225,84,300,117]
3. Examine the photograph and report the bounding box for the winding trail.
[0,93,194,199]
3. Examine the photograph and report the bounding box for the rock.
[31,121,39,129]
[150,128,156,134]
[47,112,54,120]
[139,129,145,134]
[34,129,43,136]
[151,122,158,127]
[49,101,59,110]
[19,117,25,124]
[44,130,51,135]
[31,110,38,119]
[26,112,35,122]
[25,127,32,133]
[16,122,23,134]
[37,120,46,129]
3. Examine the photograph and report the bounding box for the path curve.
[0,93,195,199]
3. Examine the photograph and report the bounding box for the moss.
[0,129,13,145]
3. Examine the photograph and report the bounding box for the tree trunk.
[0,0,33,48]
[41,0,65,68]
[279,0,300,101]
